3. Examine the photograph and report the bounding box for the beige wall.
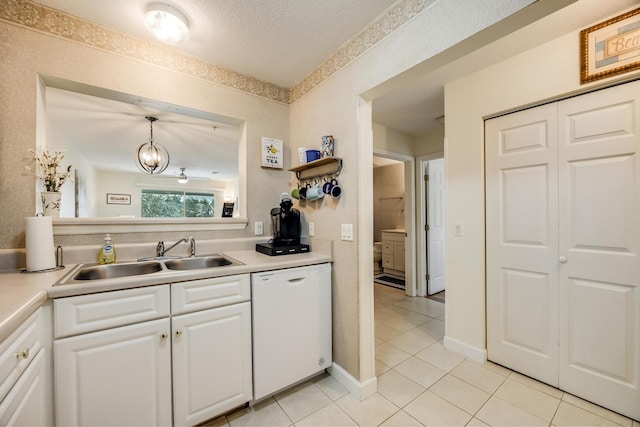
[290,0,540,381]
[372,122,415,156]
[373,164,405,241]
[444,4,640,356]
[0,22,290,249]
[415,125,445,157]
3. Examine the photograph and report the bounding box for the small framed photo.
[580,7,640,84]
[222,202,234,217]
[261,137,283,169]
[106,193,131,205]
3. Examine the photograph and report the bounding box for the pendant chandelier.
[136,116,169,174]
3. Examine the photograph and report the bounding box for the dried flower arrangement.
[25,147,72,192]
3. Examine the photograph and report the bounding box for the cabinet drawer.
[0,309,42,403]
[382,242,394,254]
[172,274,250,315]
[54,285,170,338]
[382,255,394,268]
[382,232,404,242]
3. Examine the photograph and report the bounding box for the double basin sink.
[57,254,242,285]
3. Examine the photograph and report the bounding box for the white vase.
[41,191,61,218]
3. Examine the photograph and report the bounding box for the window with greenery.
[141,190,214,218]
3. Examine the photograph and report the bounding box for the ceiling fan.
[177,167,189,184]
[175,167,211,183]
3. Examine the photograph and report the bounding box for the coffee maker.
[256,193,310,256]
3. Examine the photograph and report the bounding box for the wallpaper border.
[0,0,431,104]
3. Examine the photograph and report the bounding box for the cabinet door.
[172,302,252,426]
[393,242,405,271]
[55,318,172,426]
[0,349,47,426]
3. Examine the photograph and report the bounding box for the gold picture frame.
[581,7,640,84]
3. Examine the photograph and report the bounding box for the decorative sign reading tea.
[261,137,283,169]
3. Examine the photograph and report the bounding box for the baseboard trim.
[443,336,487,363]
[328,363,377,400]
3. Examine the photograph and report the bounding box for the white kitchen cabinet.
[0,308,51,426]
[54,317,173,426]
[54,275,252,426]
[0,349,47,426]
[382,230,405,275]
[172,302,252,426]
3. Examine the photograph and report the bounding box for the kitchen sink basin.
[72,261,164,281]
[164,255,238,270]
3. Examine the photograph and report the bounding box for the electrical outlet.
[341,224,354,241]
[308,222,315,237]
[255,221,263,235]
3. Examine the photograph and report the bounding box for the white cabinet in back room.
[382,230,405,276]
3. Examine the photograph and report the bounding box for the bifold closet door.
[486,103,560,387]
[487,80,640,421]
[557,81,640,421]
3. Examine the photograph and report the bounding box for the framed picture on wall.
[106,193,131,205]
[222,202,234,217]
[580,7,640,84]
[261,137,283,169]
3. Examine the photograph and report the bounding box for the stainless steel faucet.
[156,238,188,257]
[189,236,196,257]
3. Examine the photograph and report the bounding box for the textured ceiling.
[33,0,397,88]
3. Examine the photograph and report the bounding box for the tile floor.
[205,283,639,426]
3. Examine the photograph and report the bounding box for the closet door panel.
[486,103,559,386]
[558,81,640,421]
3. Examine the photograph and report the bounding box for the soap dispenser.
[98,234,116,264]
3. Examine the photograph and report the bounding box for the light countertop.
[382,228,405,234]
[0,249,331,343]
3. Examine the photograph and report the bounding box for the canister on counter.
[321,135,334,157]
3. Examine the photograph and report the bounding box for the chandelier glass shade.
[136,116,170,175]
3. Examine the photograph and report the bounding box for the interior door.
[427,158,446,295]
[557,82,640,420]
[486,103,560,386]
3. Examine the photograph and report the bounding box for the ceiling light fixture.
[136,116,170,175]
[177,167,189,184]
[144,2,190,45]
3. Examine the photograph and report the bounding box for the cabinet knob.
[160,333,168,340]
[559,256,567,264]
[15,348,29,360]
[175,330,183,336]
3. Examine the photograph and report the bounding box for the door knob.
[559,256,567,263]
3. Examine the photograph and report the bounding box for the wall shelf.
[289,157,342,181]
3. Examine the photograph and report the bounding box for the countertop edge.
[0,250,331,344]
[0,290,48,343]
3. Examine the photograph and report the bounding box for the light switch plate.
[454,223,463,237]
[255,221,263,235]
[308,222,315,237]
[341,224,354,241]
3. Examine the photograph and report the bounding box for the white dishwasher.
[251,263,332,400]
